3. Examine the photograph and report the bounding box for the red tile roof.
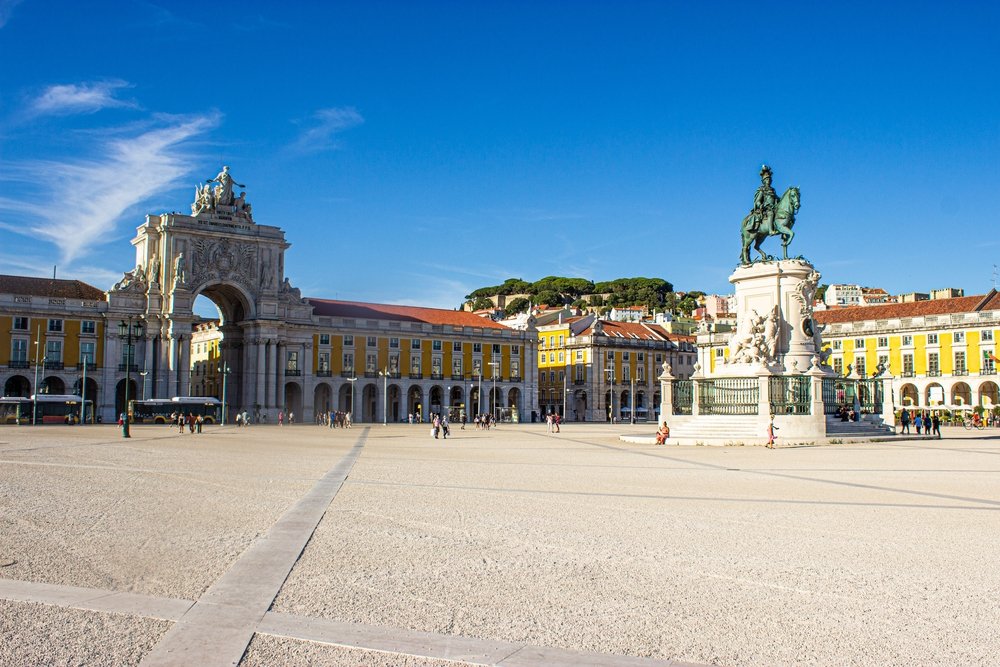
[0,274,105,300]
[308,298,510,329]
[815,290,1000,324]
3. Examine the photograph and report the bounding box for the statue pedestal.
[718,259,827,376]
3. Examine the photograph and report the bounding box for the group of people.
[170,411,204,434]
[545,413,561,433]
[430,413,451,439]
[276,411,295,426]
[898,409,941,437]
[323,410,353,428]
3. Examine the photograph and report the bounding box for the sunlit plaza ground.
[1,422,999,666]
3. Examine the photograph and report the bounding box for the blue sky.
[1,1,999,313]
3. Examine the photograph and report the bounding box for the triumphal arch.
[110,166,314,416]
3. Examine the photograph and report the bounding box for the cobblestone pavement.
[1,422,998,666]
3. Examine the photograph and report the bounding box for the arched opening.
[448,385,464,420]
[387,384,401,422]
[314,383,332,420]
[408,386,423,421]
[604,390,612,421]
[951,382,972,408]
[979,381,999,409]
[488,386,502,419]
[507,387,521,421]
[429,385,444,417]
[469,386,480,416]
[900,383,919,407]
[362,383,377,422]
[283,382,302,420]
[925,383,945,407]
[339,383,355,416]
[115,378,138,418]
[41,376,65,395]
[4,375,31,397]
[186,283,253,414]
[652,391,661,422]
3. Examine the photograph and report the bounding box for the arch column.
[255,338,266,410]
[268,340,278,412]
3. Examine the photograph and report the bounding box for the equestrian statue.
[739,165,800,265]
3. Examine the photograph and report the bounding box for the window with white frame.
[389,354,399,373]
[366,354,377,373]
[80,341,95,364]
[902,335,913,346]
[473,343,482,353]
[927,352,940,374]
[927,333,939,345]
[833,358,843,375]
[558,351,564,362]
[955,351,966,373]
[854,338,865,348]
[953,331,965,344]
[390,337,399,348]
[982,330,994,342]
[431,356,442,376]
[318,352,330,371]
[855,356,866,376]
[453,358,462,375]
[982,350,996,373]
[81,320,96,335]
[13,316,28,330]
[319,334,330,345]
[367,336,377,347]
[902,353,914,376]
[343,335,354,346]
[433,340,442,351]
[410,354,421,374]
[877,336,888,348]
[48,319,62,333]
[832,340,842,349]
[492,344,501,354]
[512,345,519,354]
[453,341,462,352]
[47,339,62,362]
[11,338,28,362]
[510,360,519,378]
[411,339,420,349]
[576,350,583,360]
[287,351,299,371]
[342,353,354,373]
[472,359,482,375]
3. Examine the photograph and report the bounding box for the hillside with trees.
[464,276,707,316]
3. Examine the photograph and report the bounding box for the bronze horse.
[739,187,800,264]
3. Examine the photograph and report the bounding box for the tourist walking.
[900,409,910,434]
[278,411,284,426]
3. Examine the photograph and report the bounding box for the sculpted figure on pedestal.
[207,165,244,207]
[739,165,801,265]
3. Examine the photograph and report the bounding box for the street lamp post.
[32,325,42,426]
[80,356,88,424]
[488,360,500,423]
[117,316,145,438]
[379,368,388,425]
[347,376,357,422]
[219,362,231,425]
[139,369,148,402]
[630,376,636,425]
[605,362,616,424]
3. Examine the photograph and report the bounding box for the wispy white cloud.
[290,107,363,154]
[0,112,220,262]
[0,0,24,29]
[30,80,137,116]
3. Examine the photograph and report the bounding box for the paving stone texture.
[1,422,998,666]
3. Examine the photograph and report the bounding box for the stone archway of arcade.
[897,379,1000,411]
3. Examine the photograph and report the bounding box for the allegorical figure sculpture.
[207,165,244,207]
[739,165,801,265]
[173,252,187,288]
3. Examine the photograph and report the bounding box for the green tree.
[534,289,563,307]
[503,297,531,317]
[469,296,495,311]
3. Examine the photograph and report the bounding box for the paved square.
[1,423,998,666]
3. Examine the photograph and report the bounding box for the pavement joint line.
[344,478,999,511]
[139,429,370,667]
[0,579,714,666]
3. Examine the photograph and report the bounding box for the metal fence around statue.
[769,376,811,415]
[698,378,759,415]
[672,380,693,415]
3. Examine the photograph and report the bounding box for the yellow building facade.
[815,290,1000,410]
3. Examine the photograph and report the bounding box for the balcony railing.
[316,369,332,377]
[901,370,915,378]
[409,372,423,379]
[981,368,997,376]
[953,369,968,376]
[430,373,444,380]
[76,361,98,371]
[509,376,522,383]
[340,370,355,378]
[451,374,465,381]
[574,379,586,385]
[927,370,942,377]
[387,371,401,379]
[43,361,64,370]
[364,371,378,378]
[118,363,138,372]
[285,369,302,376]
[7,360,30,369]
